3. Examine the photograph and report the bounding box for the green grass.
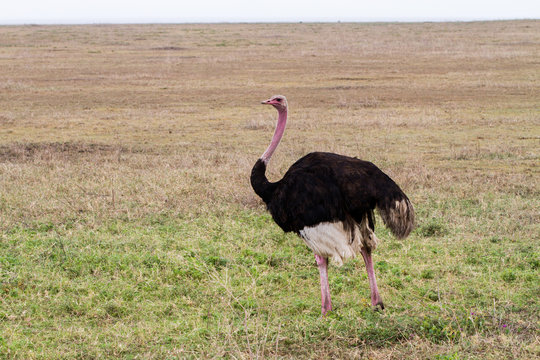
[1,205,538,358]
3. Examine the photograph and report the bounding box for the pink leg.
[315,254,332,315]
[360,247,385,310]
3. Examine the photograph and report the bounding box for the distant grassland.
[0,21,538,359]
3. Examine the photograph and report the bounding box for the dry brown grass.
[1,21,538,229]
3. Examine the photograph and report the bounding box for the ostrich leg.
[315,254,332,315]
[360,247,385,310]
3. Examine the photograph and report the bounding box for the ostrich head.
[261,95,288,112]
[258,95,288,163]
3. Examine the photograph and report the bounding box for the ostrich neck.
[261,109,287,164]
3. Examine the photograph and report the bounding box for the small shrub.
[142,254,162,268]
[421,269,435,279]
[36,222,55,233]
[203,255,228,269]
[426,290,439,302]
[417,219,448,237]
[419,316,458,343]
[239,249,268,265]
[465,254,482,265]
[104,301,126,318]
[388,277,404,289]
[233,297,256,310]
[489,236,501,243]
[375,260,390,273]
[501,270,517,282]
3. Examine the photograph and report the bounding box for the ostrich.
[250,95,415,315]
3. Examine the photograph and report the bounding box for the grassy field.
[0,21,539,359]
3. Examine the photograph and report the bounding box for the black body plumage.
[250,152,414,239]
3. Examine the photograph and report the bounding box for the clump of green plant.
[416,218,448,237]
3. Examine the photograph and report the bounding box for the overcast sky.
[1,0,539,24]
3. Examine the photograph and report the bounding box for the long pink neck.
[261,108,287,164]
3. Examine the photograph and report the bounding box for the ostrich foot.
[373,301,385,311]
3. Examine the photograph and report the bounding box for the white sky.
[1,0,539,24]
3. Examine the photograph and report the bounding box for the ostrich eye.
[276,98,282,102]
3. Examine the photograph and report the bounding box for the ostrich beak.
[261,98,272,105]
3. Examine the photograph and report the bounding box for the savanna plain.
[0,21,538,359]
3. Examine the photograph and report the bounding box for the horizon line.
[1,17,537,26]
